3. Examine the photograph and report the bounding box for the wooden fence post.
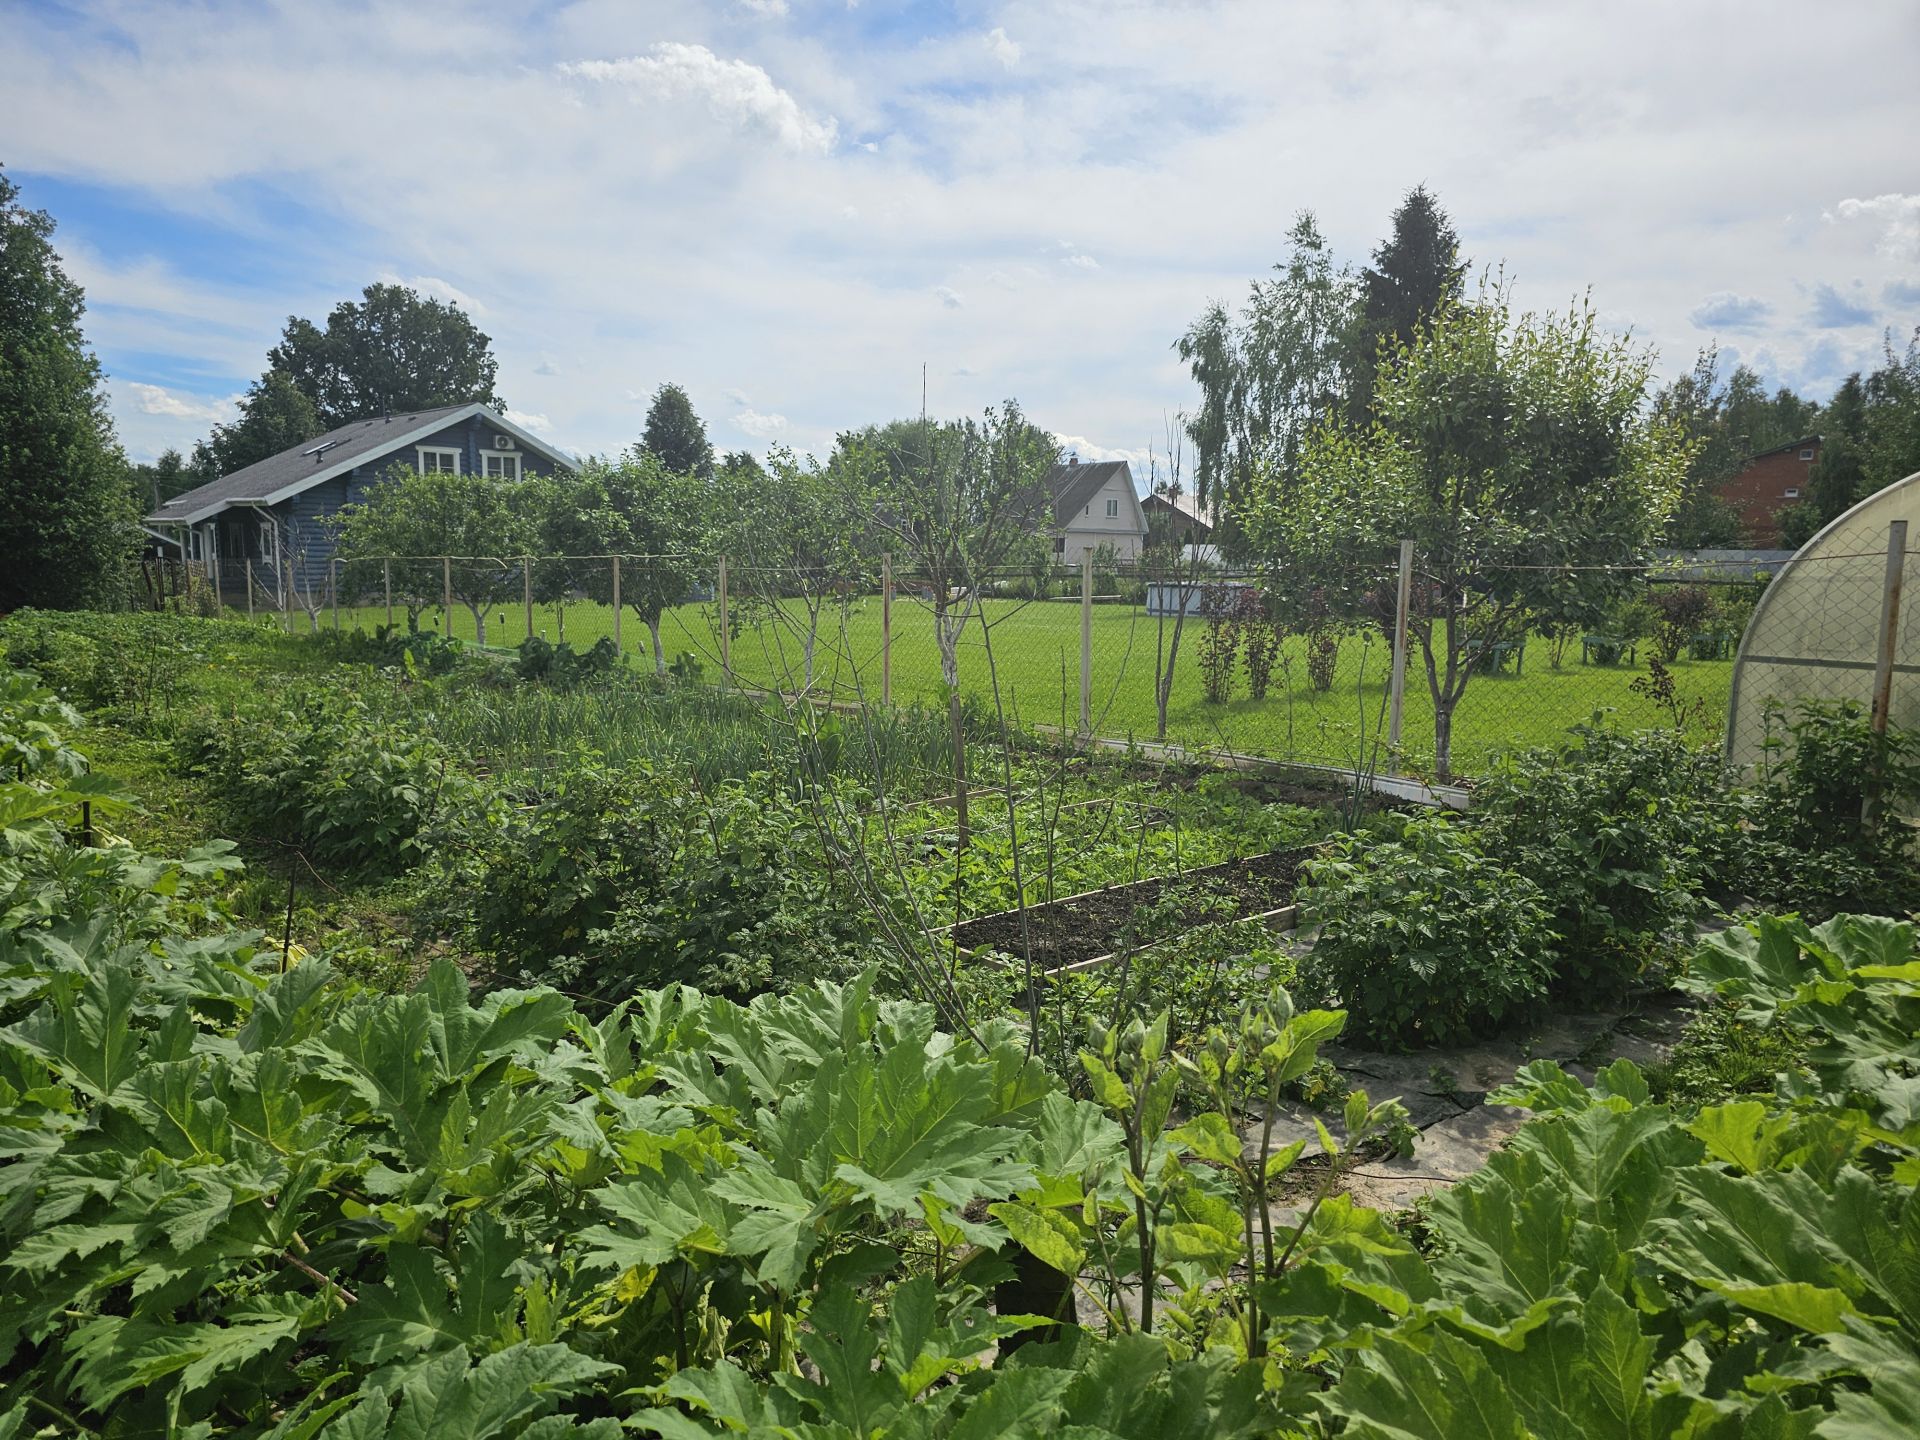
[1080,548,1094,734]
[383,558,393,630]
[881,552,893,707]
[245,559,254,620]
[523,557,533,641]
[442,555,453,637]
[1387,538,1414,760]
[718,556,731,689]
[611,555,622,656]
[331,558,340,632]
[1866,519,1910,823]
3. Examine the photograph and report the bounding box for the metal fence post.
[383,558,393,631]
[612,555,623,656]
[881,552,893,707]
[523,557,533,641]
[718,556,731,689]
[1387,538,1414,759]
[245,559,255,620]
[442,555,453,637]
[1080,548,1094,734]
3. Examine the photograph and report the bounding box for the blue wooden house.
[144,402,576,601]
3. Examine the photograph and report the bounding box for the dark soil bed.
[951,845,1316,970]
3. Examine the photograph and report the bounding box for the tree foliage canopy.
[0,166,133,610]
[188,369,322,483]
[1248,286,1689,778]
[640,382,715,480]
[267,282,501,428]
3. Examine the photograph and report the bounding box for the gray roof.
[144,401,577,526]
[1044,460,1133,522]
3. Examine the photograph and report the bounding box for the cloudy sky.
[6,0,1918,470]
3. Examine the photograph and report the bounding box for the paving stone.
[1342,1104,1531,1211]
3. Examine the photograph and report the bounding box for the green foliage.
[1,608,261,726]
[0,166,137,611]
[266,280,501,427]
[515,635,618,686]
[187,368,322,483]
[639,381,715,479]
[441,758,871,1002]
[1250,280,1692,778]
[1299,814,1556,1046]
[182,688,462,874]
[1743,700,1920,918]
[1471,722,1741,997]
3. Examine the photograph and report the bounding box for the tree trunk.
[935,600,961,689]
[648,618,665,674]
[469,605,487,647]
[803,619,818,687]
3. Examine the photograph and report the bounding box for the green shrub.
[442,758,872,1001]
[1471,722,1740,997]
[514,634,618,685]
[1298,814,1556,1047]
[1739,699,1920,918]
[182,688,462,874]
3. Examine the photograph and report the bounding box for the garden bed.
[950,844,1318,971]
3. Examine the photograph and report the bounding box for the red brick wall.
[1715,442,1819,545]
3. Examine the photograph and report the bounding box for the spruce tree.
[640,383,715,479]
[1348,185,1468,422]
[0,167,135,610]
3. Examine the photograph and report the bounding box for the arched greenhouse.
[1725,470,1920,773]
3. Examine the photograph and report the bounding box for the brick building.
[1715,435,1821,546]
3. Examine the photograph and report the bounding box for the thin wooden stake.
[523,557,533,641]
[383,558,393,630]
[612,555,623,655]
[246,558,255,619]
[950,689,969,856]
[1079,548,1093,734]
[718,556,731,689]
[881,551,893,707]
[331,558,340,631]
[1387,538,1414,759]
[442,555,452,637]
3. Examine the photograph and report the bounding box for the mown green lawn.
[313,592,1732,777]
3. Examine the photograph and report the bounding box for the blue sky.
[5,0,1918,466]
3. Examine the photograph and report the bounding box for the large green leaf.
[1320,1328,1532,1440]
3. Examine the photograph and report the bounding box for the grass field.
[309,590,1732,777]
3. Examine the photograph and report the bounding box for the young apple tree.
[1246,285,1689,780]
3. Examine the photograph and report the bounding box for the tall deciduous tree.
[1248,286,1689,780]
[188,369,322,482]
[1346,185,1468,423]
[861,399,1058,688]
[1177,212,1360,544]
[0,167,134,611]
[333,467,536,643]
[640,383,715,479]
[129,448,194,511]
[267,283,500,427]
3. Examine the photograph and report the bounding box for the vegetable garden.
[2,607,1919,1437]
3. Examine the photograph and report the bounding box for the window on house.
[1106,497,1119,518]
[1799,449,1815,461]
[1784,488,1801,499]
[417,447,461,474]
[482,452,521,482]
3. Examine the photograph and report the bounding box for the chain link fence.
[223,537,1909,786]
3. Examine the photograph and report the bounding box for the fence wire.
[220,544,1919,784]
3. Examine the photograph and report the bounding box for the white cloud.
[559,45,837,154]
[533,358,560,376]
[1053,435,1151,473]
[505,408,554,432]
[933,285,964,309]
[375,272,486,315]
[736,0,789,16]
[724,387,752,405]
[985,27,1022,70]
[124,381,235,422]
[1807,282,1876,329]
[733,408,788,437]
[1824,193,1920,260]
[1062,252,1100,271]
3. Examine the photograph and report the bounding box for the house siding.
[1057,475,1147,559]
[240,412,565,598]
[1715,441,1820,547]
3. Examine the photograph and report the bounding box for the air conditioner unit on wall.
[493,434,514,450]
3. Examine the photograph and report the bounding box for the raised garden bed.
[950,844,1319,972]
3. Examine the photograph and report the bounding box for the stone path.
[1238,990,1698,1211]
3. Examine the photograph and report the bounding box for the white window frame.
[1799,449,1815,461]
[482,451,522,482]
[1784,487,1801,499]
[1106,496,1119,518]
[417,446,462,475]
